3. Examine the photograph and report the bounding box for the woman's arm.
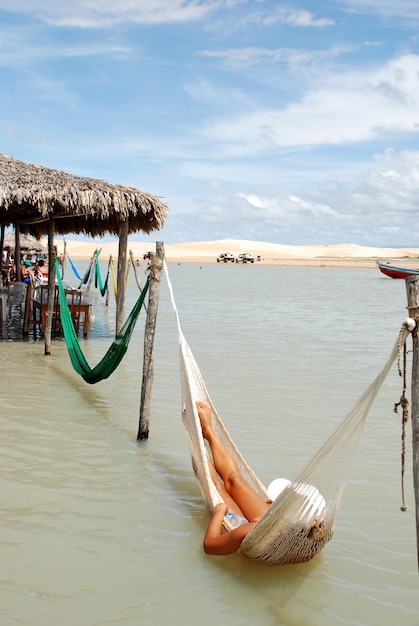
[203,503,253,555]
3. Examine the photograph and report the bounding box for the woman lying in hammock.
[196,401,272,556]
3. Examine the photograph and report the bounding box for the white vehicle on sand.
[235,253,254,263]
[217,253,235,263]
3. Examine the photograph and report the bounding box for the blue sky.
[1,0,419,247]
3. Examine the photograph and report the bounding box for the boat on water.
[377,261,419,279]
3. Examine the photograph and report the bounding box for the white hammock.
[165,262,409,565]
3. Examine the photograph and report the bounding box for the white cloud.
[166,147,419,246]
[0,28,130,66]
[200,54,419,155]
[199,45,353,70]
[0,0,225,26]
[340,0,419,21]
[275,9,334,27]
[183,78,252,108]
[244,6,334,27]
[237,193,265,208]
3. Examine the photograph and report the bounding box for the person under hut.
[20,258,33,283]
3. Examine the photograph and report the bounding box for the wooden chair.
[30,285,88,337]
[64,289,83,335]
[30,285,61,335]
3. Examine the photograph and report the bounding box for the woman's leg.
[206,456,246,517]
[197,401,269,521]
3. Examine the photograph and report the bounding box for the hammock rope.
[55,259,149,384]
[394,328,410,512]
[164,261,411,566]
[129,249,146,293]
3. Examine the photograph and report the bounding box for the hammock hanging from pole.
[66,254,83,282]
[55,259,149,384]
[94,251,111,297]
[164,261,410,565]
[109,257,118,298]
[72,249,97,289]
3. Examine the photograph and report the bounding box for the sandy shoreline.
[48,238,419,269]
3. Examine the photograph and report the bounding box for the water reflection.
[0,317,31,341]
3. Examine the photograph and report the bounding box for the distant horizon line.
[40,236,419,250]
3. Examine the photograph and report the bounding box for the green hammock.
[55,259,149,384]
[94,249,110,297]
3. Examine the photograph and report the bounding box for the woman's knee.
[224,470,246,493]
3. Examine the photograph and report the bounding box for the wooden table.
[32,298,90,337]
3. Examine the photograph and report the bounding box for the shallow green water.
[0,262,418,625]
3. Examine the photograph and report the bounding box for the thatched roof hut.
[0,154,169,343]
[0,154,168,238]
[3,232,46,255]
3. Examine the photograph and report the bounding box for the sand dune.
[47,238,419,268]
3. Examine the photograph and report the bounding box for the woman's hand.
[203,502,252,555]
[213,503,228,516]
[204,504,228,548]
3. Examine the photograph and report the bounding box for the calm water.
[1,261,418,626]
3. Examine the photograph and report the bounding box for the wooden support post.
[0,223,4,284]
[137,241,164,440]
[15,226,21,282]
[44,220,56,356]
[23,278,31,335]
[116,220,128,335]
[405,276,419,571]
[105,256,111,307]
[61,239,67,280]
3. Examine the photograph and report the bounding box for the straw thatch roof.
[0,154,168,239]
[4,232,46,255]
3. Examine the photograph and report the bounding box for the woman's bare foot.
[196,401,212,438]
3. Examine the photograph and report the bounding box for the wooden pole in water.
[44,219,56,355]
[0,223,5,276]
[61,239,67,280]
[116,220,128,335]
[14,225,21,282]
[105,256,111,307]
[23,276,31,335]
[405,275,419,571]
[138,241,164,440]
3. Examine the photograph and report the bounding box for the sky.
[1,0,419,248]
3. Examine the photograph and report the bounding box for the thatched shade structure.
[0,154,167,425]
[3,232,46,256]
[0,154,168,238]
[0,153,168,349]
